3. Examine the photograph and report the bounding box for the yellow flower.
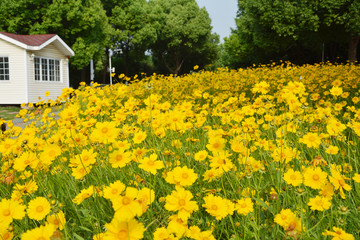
[70,149,97,168]
[252,81,270,94]
[71,165,93,180]
[167,214,188,237]
[209,151,235,173]
[111,187,143,221]
[103,218,145,240]
[46,210,66,230]
[330,86,343,97]
[308,196,331,211]
[45,91,50,97]
[326,118,346,136]
[27,197,51,221]
[274,209,304,234]
[206,136,226,153]
[13,151,40,172]
[194,150,208,162]
[166,166,198,187]
[15,179,38,195]
[353,173,360,183]
[0,229,13,240]
[103,180,126,200]
[90,121,119,143]
[108,149,133,168]
[283,169,303,186]
[73,186,95,205]
[329,168,351,199]
[153,227,176,240]
[322,226,354,240]
[133,130,147,144]
[39,144,62,166]
[235,198,254,216]
[300,132,322,149]
[137,187,155,213]
[303,167,328,190]
[319,182,335,200]
[0,199,26,229]
[326,145,339,155]
[138,153,164,175]
[165,187,199,221]
[21,224,56,240]
[202,194,234,220]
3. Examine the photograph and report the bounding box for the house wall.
[0,39,27,104]
[27,43,70,104]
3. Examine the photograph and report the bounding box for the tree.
[148,0,219,75]
[110,0,157,75]
[224,0,360,67]
[0,0,112,70]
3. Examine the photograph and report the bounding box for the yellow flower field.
[1,63,360,239]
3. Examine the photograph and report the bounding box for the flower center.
[3,209,11,217]
[212,143,220,149]
[122,197,131,205]
[290,174,297,180]
[312,174,320,181]
[211,205,218,211]
[118,229,127,238]
[101,127,109,134]
[36,206,44,212]
[178,199,186,206]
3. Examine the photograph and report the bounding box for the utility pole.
[90,59,94,85]
[109,49,113,85]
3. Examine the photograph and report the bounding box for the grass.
[0,105,21,120]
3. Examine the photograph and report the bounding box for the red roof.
[0,32,56,46]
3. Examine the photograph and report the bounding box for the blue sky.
[195,0,238,43]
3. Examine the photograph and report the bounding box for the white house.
[0,32,74,104]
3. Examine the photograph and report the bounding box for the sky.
[195,0,238,43]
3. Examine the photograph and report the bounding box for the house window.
[34,57,60,82]
[0,57,9,81]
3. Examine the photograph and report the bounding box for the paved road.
[4,112,60,130]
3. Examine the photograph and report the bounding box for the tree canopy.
[224,0,360,67]
[1,0,220,80]
[148,0,219,75]
[0,0,112,70]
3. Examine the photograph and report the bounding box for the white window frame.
[34,56,61,82]
[0,56,10,81]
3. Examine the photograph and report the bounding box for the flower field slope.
[1,63,360,239]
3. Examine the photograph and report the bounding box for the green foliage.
[0,0,112,69]
[0,0,221,77]
[224,0,360,68]
[148,0,219,74]
[110,0,157,75]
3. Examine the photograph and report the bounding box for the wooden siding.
[0,39,27,104]
[27,43,70,103]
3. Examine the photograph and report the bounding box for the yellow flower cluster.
[1,63,359,239]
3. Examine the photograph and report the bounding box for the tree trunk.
[348,34,360,63]
[161,54,184,75]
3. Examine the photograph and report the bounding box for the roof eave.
[0,33,28,49]
[36,35,75,56]
[0,33,75,57]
